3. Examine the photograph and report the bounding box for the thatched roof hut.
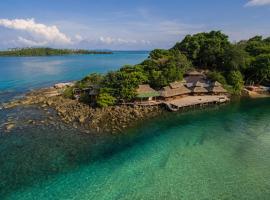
[184,70,207,86]
[209,81,227,93]
[160,82,191,98]
[136,84,159,98]
[192,81,209,93]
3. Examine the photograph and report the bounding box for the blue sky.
[0,0,269,50]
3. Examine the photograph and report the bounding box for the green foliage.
[63,87,74,99]
[103,65,148,100]
[250,54,270,84]
[227,71,244,94]
[96,92,116,108]
[142,49,191,88]
[223,45,251,71]
[0,48,112,57]
[245,36,270,57]
[207,71,227,85]
[71,31,270,104]
[149,49,171,60]
[76,73,104,89]
[173,31,230,69]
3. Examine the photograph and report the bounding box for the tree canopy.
[65,31,270,107]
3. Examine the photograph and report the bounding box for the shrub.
[63,87,74,98]
[96,93,116,108]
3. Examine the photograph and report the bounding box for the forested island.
[3,31,270,134]
[63,31,270,107]
[0,47,112,56]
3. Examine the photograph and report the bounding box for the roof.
[209,82,227,93]
[212,81,222,87]
[184,76,206,85]
[192,81,209,93]
[169,81,183,89]
[210,86,227,93]
[184,70,205,76]
[160,85,191,98]
[136,84,159,98]
[194,81,204,87]
[193,86,209,93]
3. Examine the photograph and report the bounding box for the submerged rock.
[4,123,15,132]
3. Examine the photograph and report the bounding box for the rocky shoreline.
[1,87,164,134]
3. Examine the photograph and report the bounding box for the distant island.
[0,47,113,57]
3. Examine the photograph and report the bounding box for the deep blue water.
[1,52,270,199]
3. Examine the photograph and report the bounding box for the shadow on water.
[0,98,270,198]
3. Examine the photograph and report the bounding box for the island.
[0,47,112,57]
[2,31,270,134]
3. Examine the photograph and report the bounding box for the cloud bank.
[245,0,270,6]
[0,18,72,46]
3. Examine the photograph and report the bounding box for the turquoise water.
[1,53,270,199]
[1,98,270,199]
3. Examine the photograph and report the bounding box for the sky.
[0,0,269,50]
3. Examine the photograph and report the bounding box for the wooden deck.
[165,95,229,111]
[121,95,230,111]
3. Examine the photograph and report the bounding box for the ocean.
[0,52,270,200]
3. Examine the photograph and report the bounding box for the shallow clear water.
[1,53,270,199]
[1,98,270,200]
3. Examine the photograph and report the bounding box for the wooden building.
[136,84,160,101]
[159,81,191,101]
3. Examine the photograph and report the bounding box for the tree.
[227,71,244,94]
[251,54,270,84]
[172,31,230,69]
[223,45,250,72]
[143,49,191,88]
[207,71,227,85]
[76,73,104,89]
[102,65,148,100]
[245,36,270,57]
[96,92,116,108]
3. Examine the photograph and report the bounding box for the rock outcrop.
[2,87,163,134]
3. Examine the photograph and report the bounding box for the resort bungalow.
[184,70,207,88]
[209,81,227,95]
[135,84,160,102]
[192,81,209,95]
[159,81,191,101]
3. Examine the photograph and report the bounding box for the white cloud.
[17,36,47,46]
[99,36,150,45]
[0,18,72,45]
[75,34,83,42]
[245,0,270,6]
